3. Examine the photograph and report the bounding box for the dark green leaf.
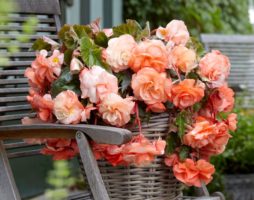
[94,31,108,48]
[73,25,92,39]
[176,111,186,140]
[64,49,73,65]
[31,38,51,51]
[193,102,202,112]
[187,71,199,80]
[58,25,71,41]
[51,67,81,97]
[120,70,132,93]
[113,19,144,40]
[165,133,180,154]
[179,146,191,161]
[80,36,109,70]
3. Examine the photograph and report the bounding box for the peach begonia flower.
[92,134,166,167]
[53,90,89,124]
[199,85,234,119]
[98,93,135,127]
[106,34,137,72]
[27,89,54,122]
[183,117,217,149]
[226,113,237,131]
[128,39,168,73]
[209,85,235,113]
[70,57,84,74]
[25,49,63,92]
[164,153,179,167]
[169,46,197,73]
[41,139,79,160]
[103,28,113,37]
[131,67,172,113]
[168,79,205,109]
[199,50,230,88]
[210,85,235,112]
[31,49,63,82]
[81,104,96,122]
[173,158,215,187]
[156,20,190,47]
[79,65,118,103]
[200,122,232,159]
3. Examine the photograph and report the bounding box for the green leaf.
[176,111,186,140]
[51,67,81,97]
[73,25,91,39]
[186,37,205,56]
[165,133,180,154]
[179,146,191,161]
[136,21,150,41]
[94,31,109,48]
[80,36,109,70]
[58,25,71,41]
[64,49,73,66]
[193,102,202,112]
[113,19,148,40]
[31,38,51,51]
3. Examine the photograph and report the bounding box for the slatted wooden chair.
[0,0,132,200]
[200,34,254,106]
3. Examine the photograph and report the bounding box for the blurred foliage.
[207,97,254,195]
[212,97,254,174]
[45,161,75,200]
[0,0,38,65]
[123,0,253,37]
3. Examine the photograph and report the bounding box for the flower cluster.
[24,19,237,187]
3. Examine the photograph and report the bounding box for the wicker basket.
[97,113,183,200]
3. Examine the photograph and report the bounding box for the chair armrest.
[0,124,135,145]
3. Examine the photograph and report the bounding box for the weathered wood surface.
[0,124,133,144]
[15,0,61,14]
[0,141,21,200]
[76,132,110,200]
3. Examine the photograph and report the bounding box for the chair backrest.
[0,0,61,126]
[0,0,61,159]
[200,34,254,97]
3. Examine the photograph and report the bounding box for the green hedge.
[123,0,253,36]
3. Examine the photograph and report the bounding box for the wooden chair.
[0,0,132,200]
[200,34,254,106]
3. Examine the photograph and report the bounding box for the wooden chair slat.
[0,105,31,112]
[0,79,28,85]
[0,88,29,94]
[1,61,32,67]
[4,141,38,149]
[0,113,36,121]
[0,141,21,200]
[0,96,27,103]
[0,25,57,32]
[6,16,55,23]
[0,70,25,75]
[15,0,61,15]
[0,124,133,144]
[0,43,34,49]
[200,34,254,43]
[0,34,58,40]
[7,149,41,159]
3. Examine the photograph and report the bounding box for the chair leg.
[0,141,21,200]
[75,131,110,200]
